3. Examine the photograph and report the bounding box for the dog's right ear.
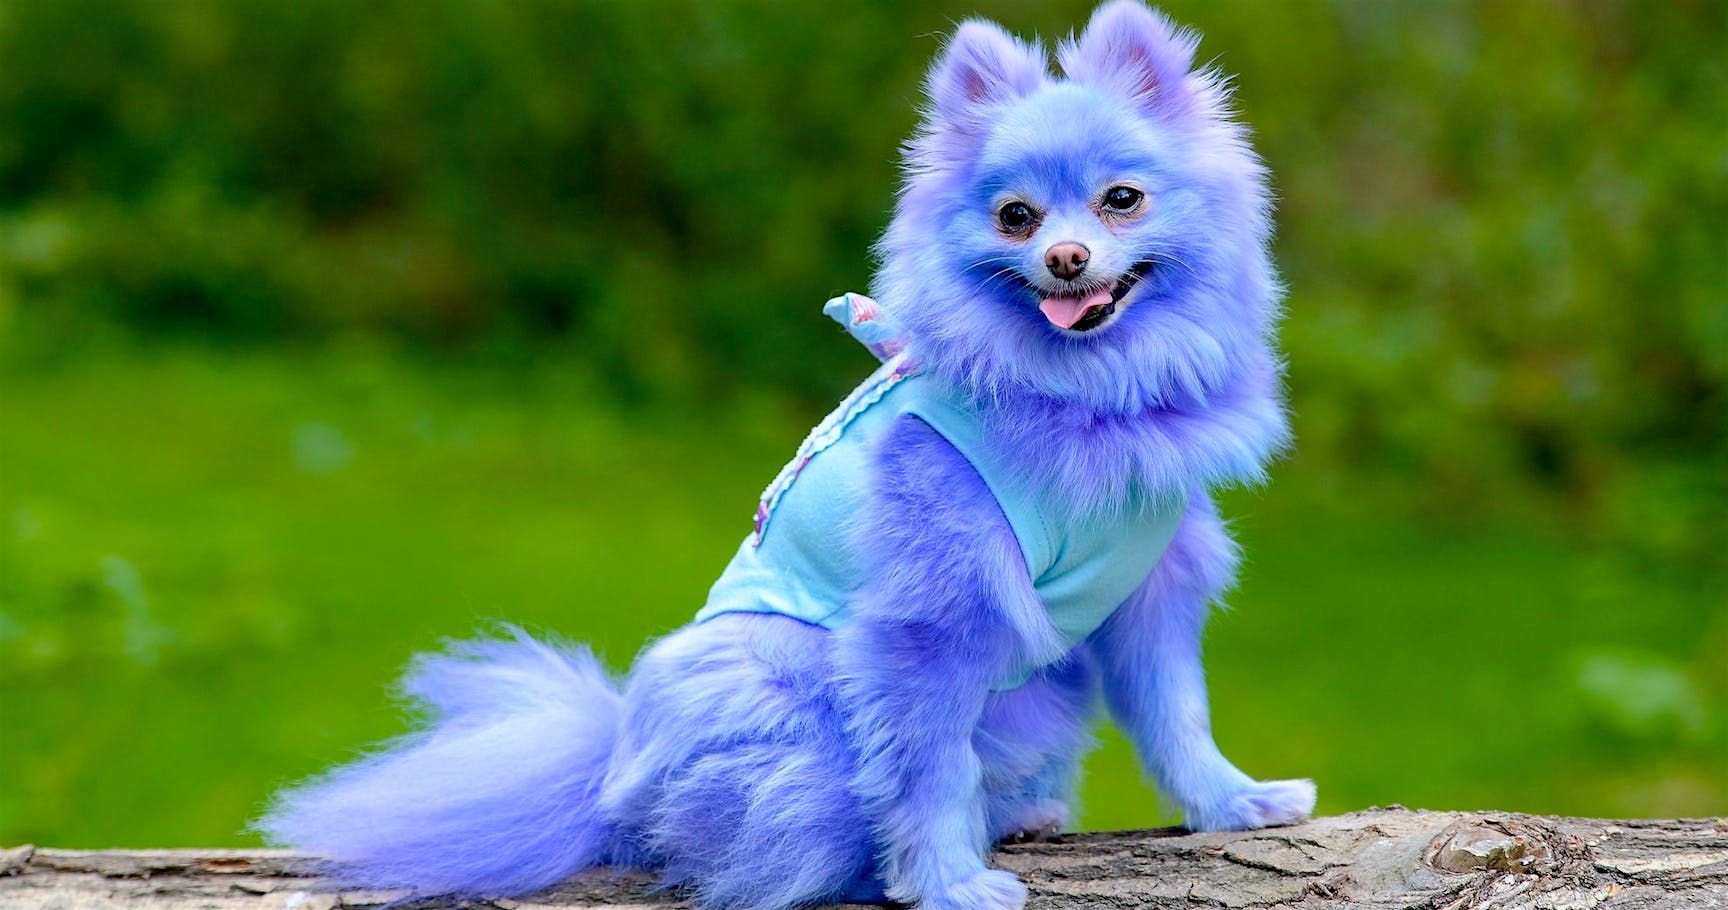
[919,20,1046,153]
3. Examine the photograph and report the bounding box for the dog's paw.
[914,869,1027,910]
[999,798,1070,844]
[1187,778,1317,832]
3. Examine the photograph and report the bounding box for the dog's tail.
[257,628,628,897]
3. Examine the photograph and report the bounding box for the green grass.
[2,345,1722,847]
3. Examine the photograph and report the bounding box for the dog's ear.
[923,19,1046,136]
[1060,1,1200,118]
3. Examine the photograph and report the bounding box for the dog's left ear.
[1060,1,1202,119]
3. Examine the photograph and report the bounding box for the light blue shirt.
[695,297,1184,689]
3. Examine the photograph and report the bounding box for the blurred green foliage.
[3,0,1726,531]
[1,0,1724,847]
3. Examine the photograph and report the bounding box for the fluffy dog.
[260,4,1315,908]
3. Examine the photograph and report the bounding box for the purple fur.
[256,630,630,896]
[259,4,1312,908]
[1089,493,1315,831]
[834,415,1060,906]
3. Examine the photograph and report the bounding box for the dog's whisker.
[1150,249,1200,279]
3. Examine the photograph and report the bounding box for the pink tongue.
[1039,289,1114,329]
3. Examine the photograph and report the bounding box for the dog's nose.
[1045,242,1089,280]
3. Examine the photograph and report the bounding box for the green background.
[1,0,1723,848]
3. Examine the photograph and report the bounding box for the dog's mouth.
[1037,261,1154,333]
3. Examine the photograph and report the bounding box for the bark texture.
[3,808,1724,910]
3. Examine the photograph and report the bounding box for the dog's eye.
[1102,186,1145,213]
[997,201,1035,233]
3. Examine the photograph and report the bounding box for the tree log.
[3,808,1724,909]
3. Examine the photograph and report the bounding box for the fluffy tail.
[257,629,627,896]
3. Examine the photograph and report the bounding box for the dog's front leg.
[835,416,1058,910]
[1089,491,1316,832]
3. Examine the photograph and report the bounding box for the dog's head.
[876,1,1280,417]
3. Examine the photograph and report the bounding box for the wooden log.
[3,808,1725,909]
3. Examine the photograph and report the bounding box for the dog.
[260,4,1315,908]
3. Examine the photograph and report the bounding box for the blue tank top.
[694,296,1184,689]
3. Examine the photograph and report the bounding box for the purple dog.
[260,4,1314,908]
